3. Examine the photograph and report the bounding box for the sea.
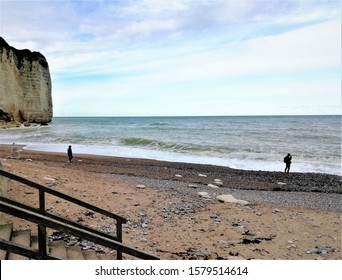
[0,115,341,176]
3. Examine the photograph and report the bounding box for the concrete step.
[66,246,84,260]
[49,240,67,259]
[83,250,99,260]
[0,224,118,260]
[98,253,116,260]
[0,223,13,260]
[8,229,31,260]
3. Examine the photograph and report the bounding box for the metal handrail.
[0,169,159,260]
[0,200,159,259]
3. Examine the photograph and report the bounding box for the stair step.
[83,250,99,260]
[67,246,84,260]
[98,253,116,260]
[0,223,13,260]
[49,240,67,259]
[8,229,31,260]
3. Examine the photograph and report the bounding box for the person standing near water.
[284,153,292,173]
[67,145,73,163]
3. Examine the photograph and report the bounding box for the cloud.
[1,0,340,116]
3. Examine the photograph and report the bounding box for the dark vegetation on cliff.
[0,37,48,69]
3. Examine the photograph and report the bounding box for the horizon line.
[52,114,341,118]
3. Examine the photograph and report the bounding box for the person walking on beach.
[284,153,292,173]
[67,145,73,163]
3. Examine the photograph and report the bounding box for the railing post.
[116,220,123,260]
[38,190,47,259]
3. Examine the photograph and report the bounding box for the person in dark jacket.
[284,153,292,173]
[67,145,73,163]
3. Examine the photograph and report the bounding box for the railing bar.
[0,197,120,242]
[38,224,47,259]
[0,201,159,260]
[0,238,61,260]
[117,221,123,260]
[39,189,45,213]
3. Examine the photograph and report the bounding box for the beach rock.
[43,176,57,182]
[216,194,249,206]
[208,183,220,189]
[141,223,148,228]
[254,211,263,216]
[198,192,211,199]
[213,179,223,185]
[306,246,335,255]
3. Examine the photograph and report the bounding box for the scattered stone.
[228,251,240,256]
[84,211,95,217]
[210,213,219,219]
[136,184,146,189]
[26,158,33,162]
[216,194,249,206]
[198,174,207,177]
[240,238,261,244]
[306,246,335,255]
[25,191,34,195]
[43,176,56,182]
[210,213,221,223]
[188,184,198,188]
[207,184,220,189]
[77,159,83,162]
[254,211,263,216]
[272,208,283,213]
[277,182,287,185]
[175,174,183,178]
[198,192,211,199]
[213,179,223,185]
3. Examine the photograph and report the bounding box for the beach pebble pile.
[113,174,341,211]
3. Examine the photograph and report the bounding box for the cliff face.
[0,37,52,126]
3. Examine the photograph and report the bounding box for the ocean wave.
[121,137,216,154]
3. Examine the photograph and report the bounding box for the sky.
[0,0,341,117]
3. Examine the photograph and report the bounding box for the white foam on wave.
[22,143,341,176]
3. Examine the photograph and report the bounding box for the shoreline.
[1,144,341,259]
[1,137,341,176]
[3,144,341,194]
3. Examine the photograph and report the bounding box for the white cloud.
[1,0,340,116]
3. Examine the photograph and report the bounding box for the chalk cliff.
[0,37,52,126]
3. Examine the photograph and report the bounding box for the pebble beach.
[0,144,341,260]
